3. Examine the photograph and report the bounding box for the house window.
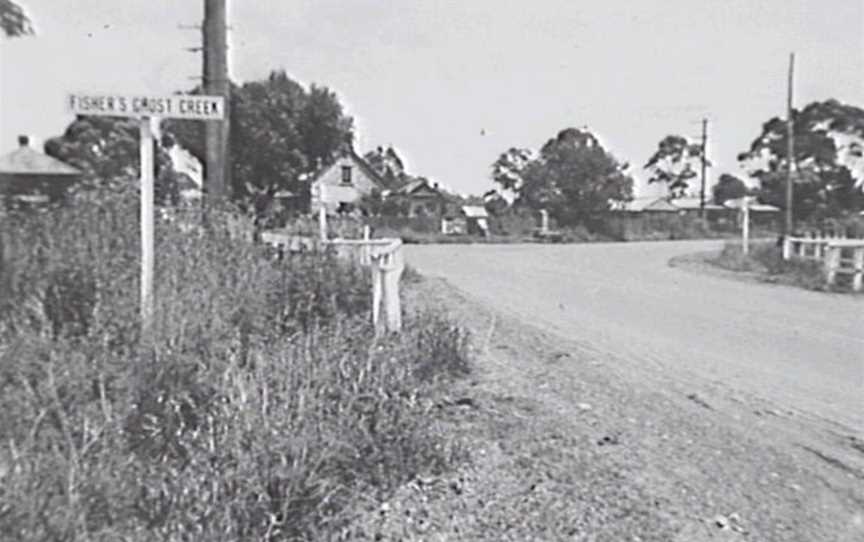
[341,165,353,185]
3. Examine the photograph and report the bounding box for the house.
[309,149,385,215]
[0,136,81,207]
[441,204,489,236]
[389,178,446,217]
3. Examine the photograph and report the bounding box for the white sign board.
[67,93,225,120]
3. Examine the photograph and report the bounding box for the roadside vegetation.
[0,194,471,541]
[710,241,828,291]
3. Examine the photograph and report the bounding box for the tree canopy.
[492,128,633,225]
[739,99,864,220]
[163,70,354,208]
[491,147,535,197]
[712,173,749,205]
[644,135,705,198]
[44,116,179,205]
[1,0,32,37]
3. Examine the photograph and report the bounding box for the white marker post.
[727,196,754,256]
[741,197,751,256]
[68,93,225,334]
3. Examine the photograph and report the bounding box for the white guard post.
[324,237,404,332]
[370,240,404,332]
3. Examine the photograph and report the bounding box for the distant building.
[442,204,489,236]
[0,136,81,207]
[389,178,446,217]
[309,149,385,215]
[670,197,725,214]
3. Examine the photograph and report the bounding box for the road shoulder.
[349,277,864,541]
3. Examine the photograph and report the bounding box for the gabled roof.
[0,144,81,176]
[393,178,443,197]
[308,149,386,189]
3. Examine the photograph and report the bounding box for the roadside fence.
[783,233,864,291]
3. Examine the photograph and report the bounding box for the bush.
[0,195,471,540]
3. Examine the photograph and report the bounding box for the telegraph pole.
[203,0,230,203]
[785,53,795,236]
[699,118,708,219]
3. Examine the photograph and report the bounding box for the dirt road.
[349,241,864,540]
[406,241,863,435]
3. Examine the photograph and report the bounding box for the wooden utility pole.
[699,118,708,219]
[785,53,796,236]
[203,0,230,202]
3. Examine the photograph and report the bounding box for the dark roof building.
[390,178,446,217]
[0,136,81,206]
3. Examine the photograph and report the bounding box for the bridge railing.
[783,235,864,291]
[326,237,404,332]
[260,220,405,332]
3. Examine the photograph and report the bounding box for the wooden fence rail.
[783,236,864,291]
[260,223,405,332]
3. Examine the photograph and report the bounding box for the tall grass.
[0,193,470,540]
[712,241,827,290]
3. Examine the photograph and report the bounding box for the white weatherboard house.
[309,150,385,215]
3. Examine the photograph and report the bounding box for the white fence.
[326,237,404,332]
[261,215,405,332]
[783,235,864,291]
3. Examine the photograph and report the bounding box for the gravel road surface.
[347,242,864,540]
[406,241,863,435]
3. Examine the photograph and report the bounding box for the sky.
[1,0,863,197]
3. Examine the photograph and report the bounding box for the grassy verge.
[709,241,829,291]
[0,194,470,541]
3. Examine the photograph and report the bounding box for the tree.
[739,99,864,220]
[164,70,354,209]
[364,146,408,190]
[483,189,508,216]
[644,135,705,198]
[495,128,633,225]
[491,147,534,197]
[44,116,179,205]
[712,173,749,205]
[1,0,33,37]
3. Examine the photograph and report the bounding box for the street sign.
[67,93,225,120]
[66,91,225,335]
[723,196,757,210]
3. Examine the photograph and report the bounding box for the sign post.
[742,197,750,255]
[139,116,157,330]
[68,93,225,334]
